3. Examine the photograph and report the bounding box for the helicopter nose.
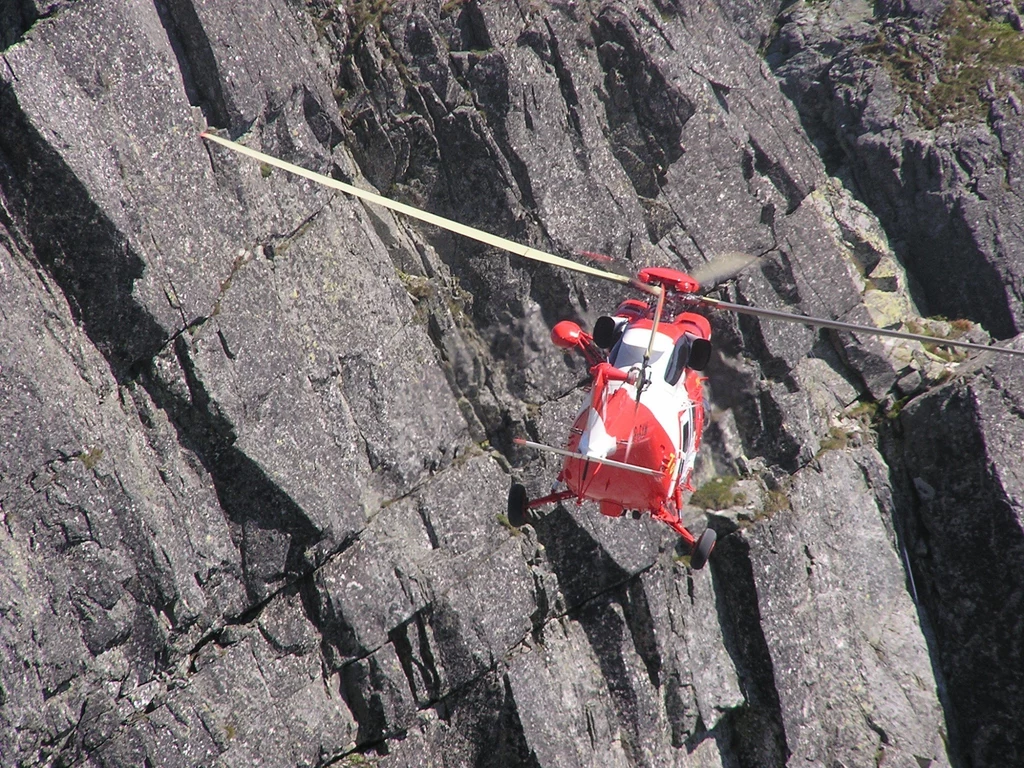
[578,407,617,459]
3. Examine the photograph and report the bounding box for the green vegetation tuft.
[397,271,435,302]
[763,489,791,516]
[817,426,850,456]
[904,317,971,361]
[690,475,743,510]
[346,0,395,39]
[77,447,104,470]
[886,395,910,420]
[847,400,880,423]
[339,754,378,767]
[949,318,974,335]
[861,0,1024,128]
[496,513,522,535]
[924,344,968,363]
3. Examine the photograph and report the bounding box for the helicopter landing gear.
[507,483,529,527]
[507,485,575,526]
[690,528,717,570]
[651,503,716,569]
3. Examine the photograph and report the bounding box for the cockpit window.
[609,329,673,376]
[610,341,662,369]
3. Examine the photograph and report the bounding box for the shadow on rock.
[0,87,325,608]
[708,533,789,768]
[534,506,664,767]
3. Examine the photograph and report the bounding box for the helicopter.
[200,131,1024,569]
[509,265,722,567]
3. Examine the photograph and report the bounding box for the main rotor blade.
[201,132,659,295]
[700,296,1024,359]
[514,438,664,477]
[690,251,760,291]
[625,287,668,462]
[644,285,669,364]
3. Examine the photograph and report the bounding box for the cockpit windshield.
[609,328,674,378]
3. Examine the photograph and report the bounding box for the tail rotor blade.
[577,250,616,264]
[699,296,1024,359]
[201,132,660,294]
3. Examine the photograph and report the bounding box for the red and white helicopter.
[511,265,721,567]
[201,131,1024,570]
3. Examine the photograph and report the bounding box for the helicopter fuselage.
[547,282,711,543]
[563,328,706,516]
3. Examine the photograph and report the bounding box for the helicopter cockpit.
[607,325,710,389]
[608,328,674,382]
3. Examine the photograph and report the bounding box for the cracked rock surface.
[1,1,1022,766]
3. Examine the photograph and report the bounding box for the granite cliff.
[1,1,1022,766]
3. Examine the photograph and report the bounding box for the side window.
[665,336,690,385]
[681,415,692,453]
[608,335,624,367]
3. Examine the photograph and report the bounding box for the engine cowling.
[551,320,584,349]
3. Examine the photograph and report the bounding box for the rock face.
[0,1,1021,767]
[769,0,1024,338]
[898,354,1024,768]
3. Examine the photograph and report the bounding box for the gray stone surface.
[1,0,1021,766]
[899,350,1024,767]
[769,0,1024,338]
[745,449,949,767]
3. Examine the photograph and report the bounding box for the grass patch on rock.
[817,425,851,455]
[862,0,1024,128]
[690,475,746,510]
[496,513,523,535]
[77,446,104,470]
[762,488,792,516]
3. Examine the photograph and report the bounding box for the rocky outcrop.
[0,1,1020,766]
[769,0,1024,338]
[768,2,1024,762]
[897,352,1024,767]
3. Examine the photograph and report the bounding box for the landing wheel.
[690,528,717,570]
[507,483,530,527]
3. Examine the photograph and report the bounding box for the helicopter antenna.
[201,132,660,296]
[698,296,1024,359]
[514,438,664,477]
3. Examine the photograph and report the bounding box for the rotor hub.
[637,267,700,294]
